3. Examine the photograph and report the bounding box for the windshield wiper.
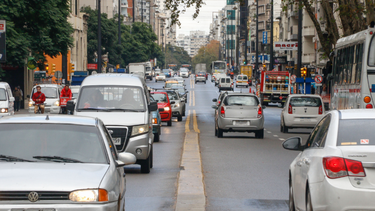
[33,156,82,163]
[0,154,35,162]
[77,107,109,112]
[105,108,143,112]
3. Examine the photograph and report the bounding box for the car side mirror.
[211,105,218,109]
[159,108,164,112]
[282,137,303,151]
[9,97,15,102]
[66,100,75,113]
[148,101,158,112]
[212,98,217,102]
[170,101,175,104]
[262,106,266,109]
[117,152,136,167]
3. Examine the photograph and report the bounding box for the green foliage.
[0,0,74,66]
[165,44,191,68]
[192,40,220,72]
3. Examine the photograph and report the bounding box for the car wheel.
[219,88,221,92]
[280,123,284,133]
[282,119,289,133]
[215,122,218,136]
[289,178,296,211]
[154,133,160,142]
[178,115,182,122]
[167,119,172,126]
[204,81,206,84]
[195,81,197,84]
[256,129,264,139]
[182,108,186,116]
[217,128,224,138]
[155,80,157,83]
[140,152,151,173]
[306,186,313,211]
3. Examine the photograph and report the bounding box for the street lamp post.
[255,0,259,78]
[118,0,121,45]
[98,0,102,73]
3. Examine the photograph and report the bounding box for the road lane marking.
[189,91,192,107]
[193,91,195,107]
[185,110,191,133]
[273,135,279,137]
[267,131,272,134]
[279,138,285,141]
[193,110,200,133]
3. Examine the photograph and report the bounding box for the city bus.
[330,27,375,110]
[211,61,226,74]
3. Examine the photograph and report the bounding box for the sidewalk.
[15,109,30,115]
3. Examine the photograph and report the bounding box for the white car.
[28,84,62,114]
[0,82,15,116]
[281,94,324,133]
[173,77,185,86]
[180,70,189,78]
[236,74,249,88]
[284,109,375,211]
[155,73,166,82]
[218,77,233,91]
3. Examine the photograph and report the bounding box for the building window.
[227,0,235,5]
[227,10,235,20]
[227,25,235,34]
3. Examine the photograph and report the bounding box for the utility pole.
[270,0,274,71]
[244,0,248,65]
[132,0,135,22]
[255,0,259,78]
[297,0,302,77]
[118,0,121,45]
[98,0,102,73]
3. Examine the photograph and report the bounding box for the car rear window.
[289,97,322,107]
[238,76,243,80]
[337,120,375,146]
[224,95,259,106]
[226,78,231,83]
[221,78,225,83]
[243,76,248,80]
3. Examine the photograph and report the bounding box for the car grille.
[107,127,132,152]
[0,191,69,201]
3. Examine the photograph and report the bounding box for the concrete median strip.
[176,110,206,211]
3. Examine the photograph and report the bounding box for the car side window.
[101,123,118,160]
[311,115,331,148]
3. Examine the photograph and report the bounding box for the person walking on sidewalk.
[13,87,22,112]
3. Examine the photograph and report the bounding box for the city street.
[125,76,313,211]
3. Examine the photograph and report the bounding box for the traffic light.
[52,64,56,73]
[244,61,246,65]
[69,63,75,75]
[45,63,49,72]
[301,67,307,78]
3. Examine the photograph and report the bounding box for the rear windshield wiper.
[0,154,35,162]
[230,103,244,106]
[33,156,82,163]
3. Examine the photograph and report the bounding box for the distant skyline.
[176,0,226,36]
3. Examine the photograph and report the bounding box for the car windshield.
[163,70,170,73]
[224,95,259,106]
[289,97,322,107]
[0,89,7,101]
[171,84,184,89]
[337,120,375,146]
[0,124,107,163]
[32,87,58,98]
[151,93,168,103]
[167,92,179,100]
[77,86,146,111]
[165,83,177,88]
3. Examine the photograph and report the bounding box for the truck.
[144,62,152,81]
[195,63,207,80]
[128,63,146,80]
[240,65,253,79]
[259,71,290,106]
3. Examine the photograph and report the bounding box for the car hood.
[157,102,169,108]
[0,163,109,191]
[75,112,147,126]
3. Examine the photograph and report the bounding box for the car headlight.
[29,101,34,107]
[54,100,59,106]
[69,189,108,202]
[0,108,8,113]
[164,107,170,111]
[132,124,150,136]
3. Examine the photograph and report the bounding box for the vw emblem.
[28,192,39,202]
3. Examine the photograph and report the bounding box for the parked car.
[159,89,186,121]
[236,74,249,88]
[155,72,166,82]
[28,84,62,114]
[195,72,206,84]
[212,93,265,138]
[150,96,163,142]
[0,115,136,210]
[283,109,375,211]
[151,91,173,126]
[218,76,234,92]
[67,74,158,173]
[280,94,324,133]
[70,85,80,99]
[0,82,15,116]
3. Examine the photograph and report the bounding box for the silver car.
[162,90,186,121]
[283,109,375,211]
[0,115,136,210]
[212,93,265,138]
[195,73,206,84]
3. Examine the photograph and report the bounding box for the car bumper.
[236,82,248,86]
[152,124,161,134]
[284,115,322,128]
[29,106,60,114]
[160,111,171,121]
[0,112,12,117]
[218,117,264,131]
[172,106,183,116]
[309,178,375,211]
[181,74,188,78]
[195,78,205,82]
[125,133,152,160]
[219,86,232,90]
[155,77,165,81]
[0,201,118,211]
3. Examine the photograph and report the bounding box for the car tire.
[215,123,218,136]
[178,115,182,122]
[256,129,264,139]
[195,81,197,84]
[219,88,221,92]
[289,178,296,211]
[155,80,157,83]
[154,133,160,142]
[282,119,289,133]
[182,108,186,116]
[150,146,153,168]
[204,81,206,84]
[217,128,224,138]
[167,119,172,126]
[306,186,313,211]
[140,152,151,173]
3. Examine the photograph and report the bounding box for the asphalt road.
[124,75,313,211]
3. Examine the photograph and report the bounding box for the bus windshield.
[213,62,226,70]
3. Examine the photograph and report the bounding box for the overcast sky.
[176,0,226,37]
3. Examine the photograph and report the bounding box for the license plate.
[113,138,121,145]
[300,117,311,119]
[233,120,250,126]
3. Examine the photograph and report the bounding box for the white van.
[67,74,158,173]
[236,74,249,88]
[28,84,62,114]
[0,82,15,116]
[218,77,233,92]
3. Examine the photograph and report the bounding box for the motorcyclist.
[32,86,46,114]
[60,84,72,114]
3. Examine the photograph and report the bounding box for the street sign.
[262,31,268,44]
[315,75,323,84]
[87,63,98,70]
[291,75,297,83]
[274,42,298,51]
[0,20,5,33]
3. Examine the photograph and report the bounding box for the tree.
[192,40,220,72]
[165,44,191,67]
[0,0,74,67]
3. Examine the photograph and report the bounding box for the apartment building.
[80,0,117,18]
[189,31,208,57]
[177,34,191,55]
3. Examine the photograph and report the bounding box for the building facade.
[177,34,191,55]
[189,31,208,57]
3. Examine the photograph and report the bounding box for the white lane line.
[273,135,278,137]
[279,138,285,141]
[267,131,272,134]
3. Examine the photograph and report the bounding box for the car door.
[293,115,331,210]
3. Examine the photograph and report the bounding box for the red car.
[151,92,173,126]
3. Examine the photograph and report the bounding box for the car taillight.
[319,105,323,114]
[288,104,293,114]
[366,104,373,109]
[220,106,225,117]
[257,107,262,118]
[323,157,366,179]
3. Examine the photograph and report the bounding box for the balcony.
[303,26,315,37]
[302,53,315,64]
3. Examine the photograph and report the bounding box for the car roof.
[151,91,167,95]
[226,92,256,96]
[0,82,9,88]
[0,115,98,126]
[33,84,61,88]
[289,94,322,98]
[81,74,144,87]
[337,109,375,120]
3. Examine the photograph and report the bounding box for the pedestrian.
[13,87,22,112]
